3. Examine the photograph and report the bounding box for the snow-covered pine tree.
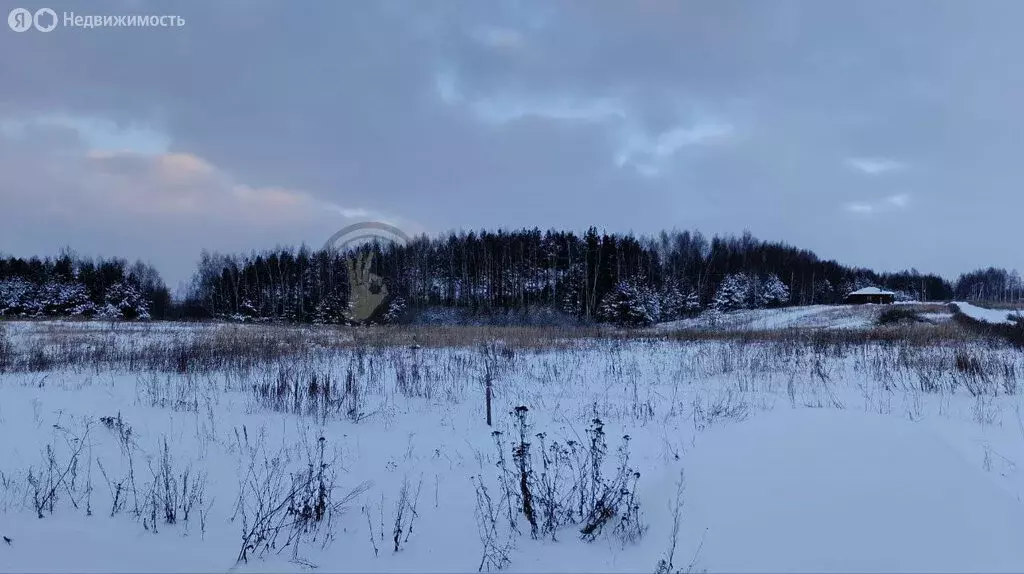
[745,273,768,309]
[760,273,790,308]
[853,276,875,291]
[659,282,686,321]
[838,279,855,301]
[313,293,349,324]
[893,289,916,303]
[0,278,34,316]
[47,281,95,317]
[383,296,407,324]
[642,281,662,323]
[98,282,150,320]
[714,273,749,312]
[684,289,702,313]
[598,279,659,327]
[236,297,259,322]
[20,284,45,317]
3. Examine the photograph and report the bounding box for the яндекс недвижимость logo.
[8,7,57,32]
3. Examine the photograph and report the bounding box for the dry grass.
[664,320,985,348]
[950,305,1024,349]
[0,308,1008,375]
[902,303,952,313]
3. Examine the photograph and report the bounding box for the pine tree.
[598,279,658,327]
[814,278,835,304]
[746,273,768,309]
[383,296,407,324]
[313,293,349,324]
[0,278,33,316]
[760,273,790,308]
[99,282,150,320]
[714,273,749,312]
[659,282,686,321]
[684,289,702,313]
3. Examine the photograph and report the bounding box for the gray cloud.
[2,0,1023,286]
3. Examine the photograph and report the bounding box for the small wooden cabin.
[845,287,896,305]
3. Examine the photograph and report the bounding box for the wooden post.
[485,372,493,426]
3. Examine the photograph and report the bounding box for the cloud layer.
[2,0,1023,285]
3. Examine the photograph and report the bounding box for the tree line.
[4,228,1017,325]
[177,228,956,326]
[0,251,169,320]
[953,267,1024,303]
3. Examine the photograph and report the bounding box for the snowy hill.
[654,303,948,332]
[953,302,1024,326]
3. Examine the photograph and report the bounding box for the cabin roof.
[848,287,896,296]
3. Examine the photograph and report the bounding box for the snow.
[687,409,1024,573]
[710,273,789,313]
[656,304,879,331]
[848,286,896,296]
[954,302,1023,326]
[3,320,1024,572]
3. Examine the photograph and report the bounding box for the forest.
[0,252,169,320]
[1,228,1019,326]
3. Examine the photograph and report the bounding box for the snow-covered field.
[954,302,1024,326]
[2,318,1024,573]
[655,302,950,332]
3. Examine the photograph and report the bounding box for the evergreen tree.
[714,273,749,312]
[99,282,150,320]
[598,279,659,327]
[760,273,790,308]
[659,282,686,321]
[683,289,702,313]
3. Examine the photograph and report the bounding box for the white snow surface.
[954,302,1023,326]
[848,286,896,296]
[656,304,881,331]
[2,320,1024,573]
[687,409,1024,573]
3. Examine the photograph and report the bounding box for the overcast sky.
[1,0,1022,290]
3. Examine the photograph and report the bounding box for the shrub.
[877,307,921,325]
[231,430,369,566]
[485,408,646,549]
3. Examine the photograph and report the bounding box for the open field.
[2,310,1024,572]
[654,302,952,332]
